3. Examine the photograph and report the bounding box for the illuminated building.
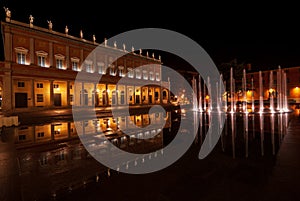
[246,66,300,104]
[0,10,170,115]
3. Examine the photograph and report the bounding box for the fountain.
[207,76,212,112]
[269,71,275,113]
[198,75,203,112]
[251,78,255,112]
[283,72,289,112]
[259,71,264,113]
[192,76,198,111]
[277,66,282,112]
[242,69,248,113]
[230,67,235,113]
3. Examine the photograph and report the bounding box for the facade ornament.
[65,26,69,35]
[93,34,96,43]
[29,15,34,28]
[3,7,11,22]
[47,20,53,31]
[80,30,83,39]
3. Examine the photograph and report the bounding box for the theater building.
[0,10,170,115]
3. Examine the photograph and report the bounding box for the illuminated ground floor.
[0,78,170,113]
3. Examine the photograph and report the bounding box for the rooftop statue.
[3,7,11,22]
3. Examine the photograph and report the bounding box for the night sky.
[1,1,300,71]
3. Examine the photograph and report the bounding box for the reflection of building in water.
[14,112,171,148]
[14,112,171,200]
[0,13,170,115]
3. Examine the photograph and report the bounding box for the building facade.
[245,66,300,104]
[0,11,170,115]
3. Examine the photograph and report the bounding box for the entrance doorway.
[15,93,28,108]
[54,93,62,106]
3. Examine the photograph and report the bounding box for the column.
[31,79,35,107]
[66,46,70,70]
[49,42,53,67]
[50,80,54,107]
[67,81,70,106]
[30,38,35,64]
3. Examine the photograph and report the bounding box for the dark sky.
[1,1,300,71]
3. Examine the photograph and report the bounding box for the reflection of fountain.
[244,113,249,158]
[231,113,236,159]
[259,114,264,156]
[271,114,275,155]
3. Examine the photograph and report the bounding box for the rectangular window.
[149,72,154,81]
[98,63,106,74]
[17,82,25,87]
[155,72,160,81]
[143,70,148,80]
[17,52,26,64]
[86,64,93,73]
[37,94,44,102]
[37,132,44,137]
[72,61,80,71]
[53,84,59,88]
[135,69,141,79]
[70,94,73,102]
[127,68,134,78]
[38,56,46,67]
[109,65,116,76]
[36,83,43,88]
[56,59,64,69]
[18,135,26,140]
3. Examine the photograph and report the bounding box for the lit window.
[36,51,48,67]
[143,70,148,80]
[71,57,80,71]
[15,47,28,65]
[38,56,46,67]
[118,66,125,77]
[55,54,65,70]
[53,84,59,88]
[85,60,93,73]
[127,67,134,78]
[97,62,106,74]
[109,64,116,76]
[135,69,141,79]
[155,72,160,81]
[37,94,44,102]
[149,72,154,81]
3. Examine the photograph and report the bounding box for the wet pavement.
[0,110,299,201]
[262,114,300,201]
